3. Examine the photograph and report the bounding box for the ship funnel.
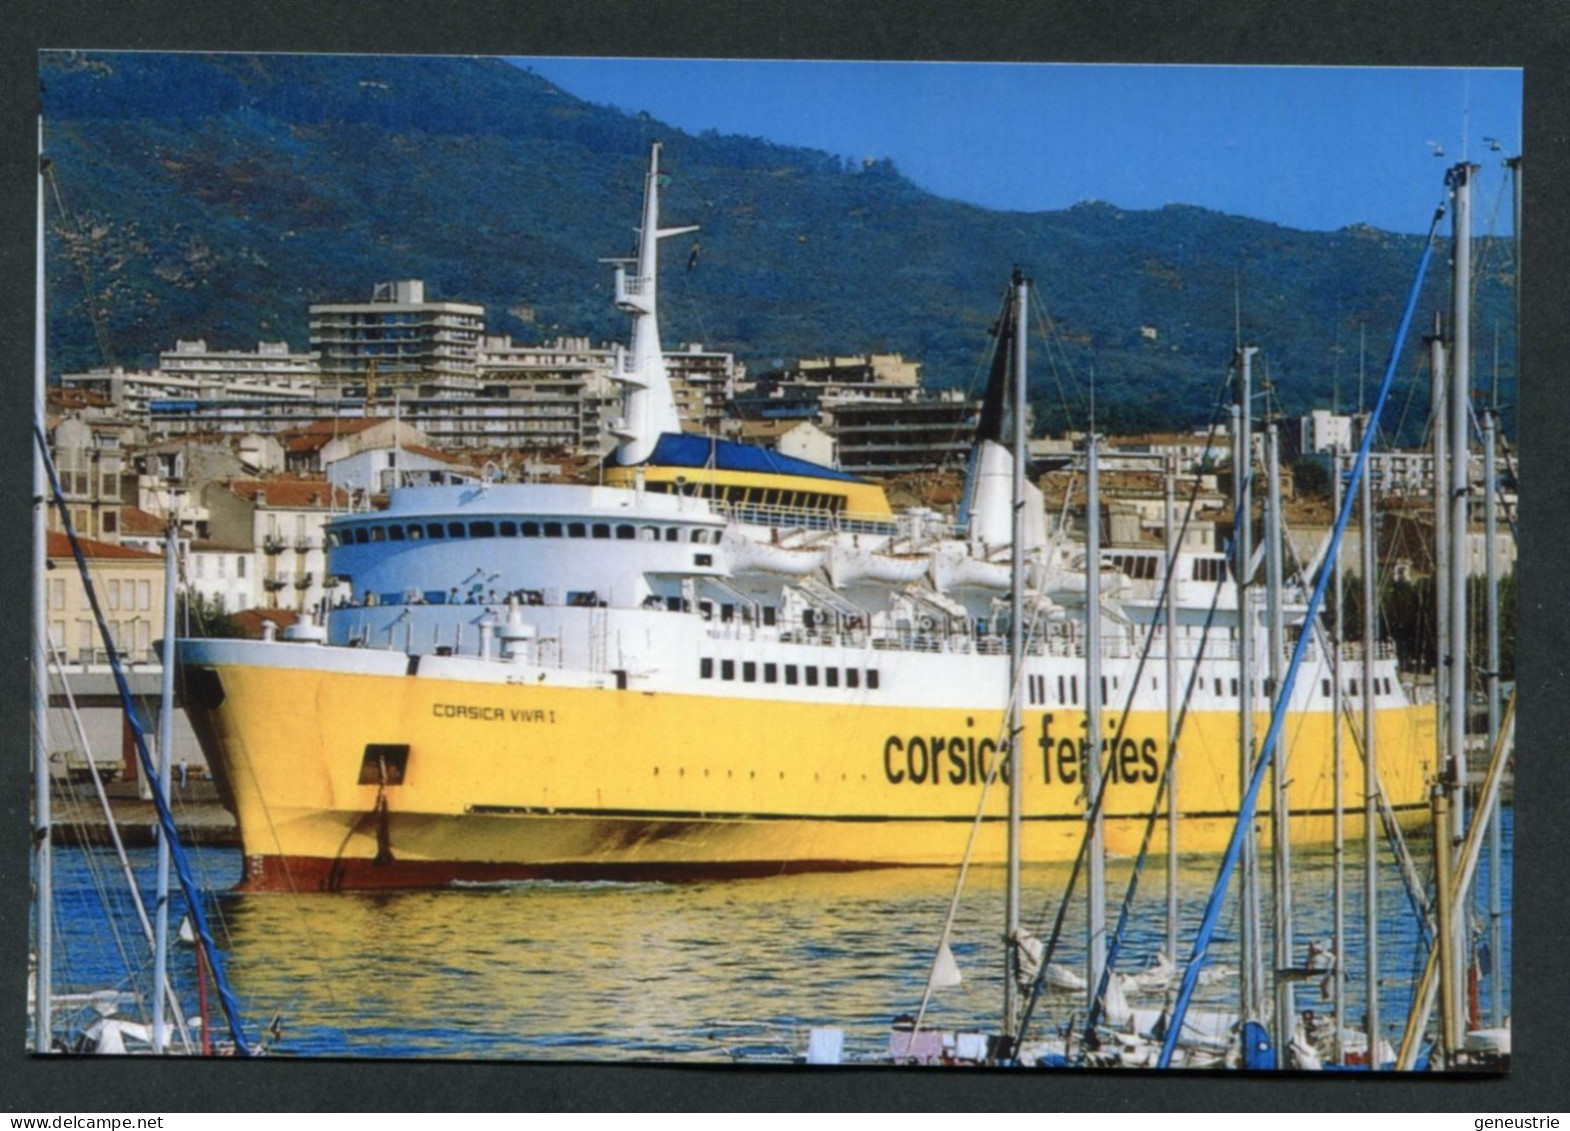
[963,273,1046,552]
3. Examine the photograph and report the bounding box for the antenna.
[1463,73,1471,162]
[1492,320,1500,407]
[1088,362,1097,435]
[1358,323,1366,413]
[1233,271,1242,351]
[1331,311,1342,416]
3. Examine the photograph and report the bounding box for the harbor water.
[40,809,1511,1062]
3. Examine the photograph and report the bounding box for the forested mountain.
[40,51,1518,438]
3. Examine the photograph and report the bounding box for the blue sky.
[512,59,1521,235]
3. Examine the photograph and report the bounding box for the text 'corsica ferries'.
[180,143,1435,891]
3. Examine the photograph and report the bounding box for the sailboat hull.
[183,640,1434,892]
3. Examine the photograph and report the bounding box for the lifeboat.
[722,529,826,577]
[827,544,931,587]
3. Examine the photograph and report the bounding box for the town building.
[310,279,485,396]
[47,415,138,542]
[158,339,320,395]
[326,442,475,497]
[788,353,923,401]
[45,532,166,666]
[1299,409,1356,457]
[281,418,426,476]
[187,539,260,617]
[819,394,977,476]
[735,352,971,475]
[1102,427,1235,473]
[1038,468,1226,555]
[665,343,751,431]
[63,365,317,421]
[474,335,620,452]
[202,478,351,614]
[729,418,838,468]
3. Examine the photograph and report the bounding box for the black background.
[3,0,1566,1112]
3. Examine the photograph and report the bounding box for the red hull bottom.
[236,853,907,892]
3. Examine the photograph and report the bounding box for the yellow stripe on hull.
[186,660,1436,890]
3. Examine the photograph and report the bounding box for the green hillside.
[40,51,1518,439]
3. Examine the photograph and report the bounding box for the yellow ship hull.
[183,656,1436,891]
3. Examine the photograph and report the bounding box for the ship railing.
[1336,640,1396,662]
[1153,637,1243,661]
[709,499,908,537]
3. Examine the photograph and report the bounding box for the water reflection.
[43,812,1510,1063]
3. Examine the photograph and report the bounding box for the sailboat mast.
[151,516,179,1053]
[1235,346,1264,1025]
[1428,313,1450,769]
[1085,430,1106,1013]
[1360,414,1380,1067]
[1489,149,1519,1030]
[32,114,53,1055]
[1331,446,1347,1065]
[1265,410,1295,1056]
[1482,403,1502,1029]
[1003,271,1027,1038]
[1508,154,1521,373]
[1445,162,1476,1038]
[1163,455,1180,960]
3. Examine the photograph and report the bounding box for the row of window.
[330,520,720,547]
[48,618,151,655]
[700,658,881,691]
[48,577,154,613]
[1191,557,1232,582]
[648,482,846,513]
[1026,672,1124,706]
[193,555,247,579]
[1106,553,1161,581]
[1323,676,1395,697]
[1019,669,1400,706]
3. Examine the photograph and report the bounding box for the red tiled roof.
[227,478,350,508]
[119,508,167,536]
[47,531,161,561]
[284,418,387,453]
[399,443,463,465]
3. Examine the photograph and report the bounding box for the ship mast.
[607,142,698,466]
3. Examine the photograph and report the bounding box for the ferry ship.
[180,144,1435,891]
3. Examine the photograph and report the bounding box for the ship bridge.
[322,481,728,610]
[604,432,896,533]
